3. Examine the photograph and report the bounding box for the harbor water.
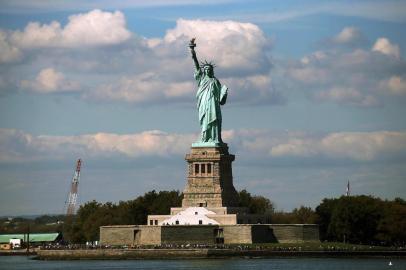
[0,256,405,270]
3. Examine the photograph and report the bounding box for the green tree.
[327,196,383,244]
[315,198,339,240]
[377,199,406,245]
[64,216,85,243]
[238,189,274,214]
[292,206,318,224]
[63,190,183,243]
[271,211,295,224]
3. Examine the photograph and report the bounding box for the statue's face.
[203,65,214,78]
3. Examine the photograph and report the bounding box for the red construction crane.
[65,159,82,216]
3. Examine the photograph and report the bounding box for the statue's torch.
[189,38,199,70]
[189,38,196,50]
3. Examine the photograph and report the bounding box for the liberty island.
[96,40,320,246]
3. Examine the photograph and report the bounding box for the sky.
[0,0,406,216]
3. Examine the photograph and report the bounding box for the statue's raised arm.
[189,38,200,71]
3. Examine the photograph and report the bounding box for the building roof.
[0,233,61,243]
[160,207,219,225]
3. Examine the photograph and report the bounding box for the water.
[0,256,405,270]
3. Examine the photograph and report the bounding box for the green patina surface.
[0,232,60,243]
[190,39,228,145]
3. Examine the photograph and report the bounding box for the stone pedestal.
[182,145,239,208]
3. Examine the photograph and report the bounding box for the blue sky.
[0,0,406,216]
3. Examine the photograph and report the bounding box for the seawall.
[0,250,36,256]
[36,249,406,260]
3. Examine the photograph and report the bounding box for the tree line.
[315,195,406,245]
[1,190,404,246]
[0,214,65,235]
[272,195,406,246]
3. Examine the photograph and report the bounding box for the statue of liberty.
[189,38,228,146]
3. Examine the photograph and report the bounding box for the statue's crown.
[200,60,216,69]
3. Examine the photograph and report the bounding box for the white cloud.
[223,75,285,104]
[0,129,34,162]
[315,87,379,107]
[0,30,22,63]
[269,131,406,161]
[83,18,279,105]
[372,38,400,58]
[40,131,195,158]
[300,51,326,65]
[87,72,194,103]
[10,9,131,48]
[332,26,365,46]
[320,131,406,161]
[155,19,272,75]
[2,129,406,164]
[61,10,131,47]
[288,66,328,84]
[381,75,406,95]
[1,12,282,105]
[20,68,80,93]
[271,138,317,157]
[0,129,196,162]
[283,28,406,107]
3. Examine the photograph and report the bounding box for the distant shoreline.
[35,249,406,260]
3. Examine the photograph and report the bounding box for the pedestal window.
[195,164,199,174]
[207,163,212,174]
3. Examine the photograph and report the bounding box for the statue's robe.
[194,69,228,143]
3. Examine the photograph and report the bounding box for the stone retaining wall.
[162,225,217,245]
[269,224,320,243]
[100,224,319,246]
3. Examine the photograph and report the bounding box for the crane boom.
[66,159,82,216]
